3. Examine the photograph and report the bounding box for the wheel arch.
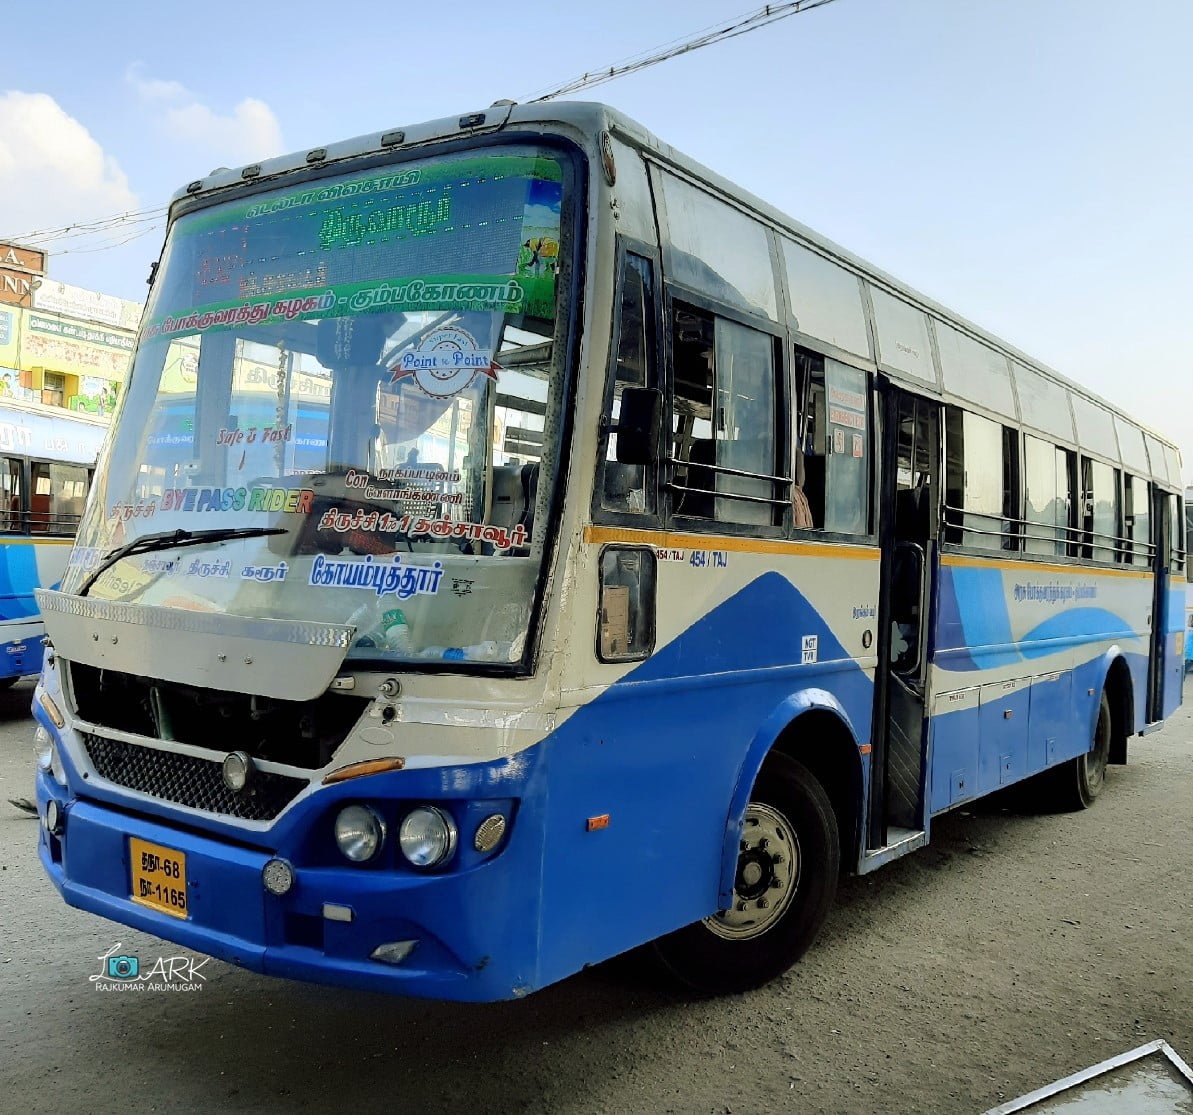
[719,689,864,907]
[1101,651,1134,765]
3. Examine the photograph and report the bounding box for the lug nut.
[736,901,747,912]
[759,838,770,851]
[757,897,769,909]
[770,878,783,889]
[773,854,784,865]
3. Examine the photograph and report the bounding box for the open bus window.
[794,348,871,535]
[601,253,656,514]
[670,303,781,527]
[0,456,21,533]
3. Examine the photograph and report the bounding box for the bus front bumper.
[35,768,542,1002]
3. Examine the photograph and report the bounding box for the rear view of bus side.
[33,103,1184,1001]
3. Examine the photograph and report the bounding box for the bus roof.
[167,99,1182,485]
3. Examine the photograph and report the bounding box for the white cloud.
[0,91,138,241]
[125,64,284,165]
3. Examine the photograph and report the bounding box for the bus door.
[1146,488,1172,722]
[870,385,939,846]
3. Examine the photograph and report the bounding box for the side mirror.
[613,386,661,466]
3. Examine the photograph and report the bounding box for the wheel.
[650,753,839,994]
[1050,689,1112,811]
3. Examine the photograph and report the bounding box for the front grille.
[82,733,308,821]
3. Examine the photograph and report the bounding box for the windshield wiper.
[77,527,288,598]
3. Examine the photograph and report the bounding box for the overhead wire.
[525,0,843,102]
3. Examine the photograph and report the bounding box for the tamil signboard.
[34,278,142,331]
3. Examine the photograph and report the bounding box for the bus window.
[944,407,1017,551]
[601,253,656,514]
[794,349,871,535]
[29,462,89,535]
[1123,474,1151,567]
[1024,435,1072,557]
[0,456,21,533]
[670,304,781,528]
[1080,456,1120,562]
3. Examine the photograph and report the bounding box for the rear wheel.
[651,753,839,994]
[1050,689,1112,810]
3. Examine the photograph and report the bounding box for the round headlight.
[49,743,67,787]
[34,726,52,772]
[399,805,457,869]
[221,751,252,793]
[334,805,385,863]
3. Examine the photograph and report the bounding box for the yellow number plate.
[129,837,188,919]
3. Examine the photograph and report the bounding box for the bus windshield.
[63,146,571,668]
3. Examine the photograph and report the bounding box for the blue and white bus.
[33,102,1185,1000]
[0,403,105,686]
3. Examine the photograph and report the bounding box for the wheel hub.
[704,801,801,941]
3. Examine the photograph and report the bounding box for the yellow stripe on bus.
[581,525,879,562]
[1,538,75,547]
[940,552,1155,580]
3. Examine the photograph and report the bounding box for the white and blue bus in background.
[32,103,1186,1001]
[0,404,105,687]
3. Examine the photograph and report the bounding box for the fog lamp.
[334,805,386,863]
[44,799,63,835]
[262,858,295,896]
[399,805,457,869]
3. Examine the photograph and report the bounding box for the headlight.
[399,805,457,869]
[34,726,52,771]
[334,805,385,863]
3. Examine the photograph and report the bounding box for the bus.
[32,102,1185,1001]
[0,403,105,686]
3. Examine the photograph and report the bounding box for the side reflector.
[38,692,65,728]
[586,814,610,832]
[322,757,406,785]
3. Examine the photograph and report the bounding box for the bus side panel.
[538,557,876,985]
[929,557,1151,814]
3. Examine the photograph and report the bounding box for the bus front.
[33,128,583,1000]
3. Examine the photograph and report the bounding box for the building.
[0,240,142,419]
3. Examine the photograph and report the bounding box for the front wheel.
[651,753,839,994]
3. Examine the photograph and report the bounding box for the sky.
[1,0,1190,480]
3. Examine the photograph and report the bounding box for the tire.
[0,677,18,691]
[650,753,839,994]
[1049,689,1112,811]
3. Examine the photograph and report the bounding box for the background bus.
[0,403,104,686]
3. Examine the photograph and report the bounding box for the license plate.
[129,837,188,919]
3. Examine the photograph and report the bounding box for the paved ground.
[1,676,1190,1114]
